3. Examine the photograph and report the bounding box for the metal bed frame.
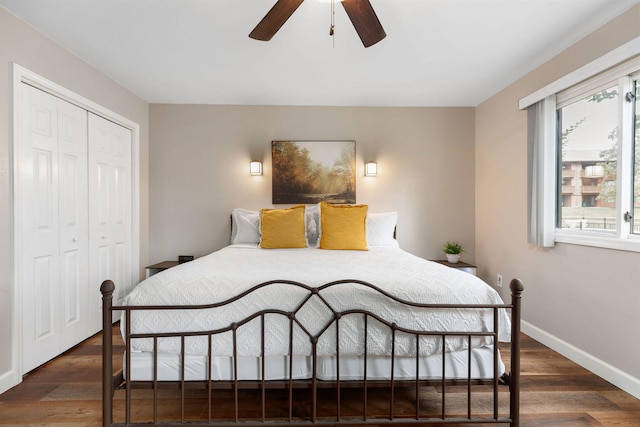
[101,278,523,427]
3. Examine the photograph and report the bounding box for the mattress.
[125,345,505,381]
[122,246,510,359]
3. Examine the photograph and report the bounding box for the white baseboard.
[522,321,640,399]
[0,368,20,395]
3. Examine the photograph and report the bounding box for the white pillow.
[366,212,399,248]
[231,205,321,246]
[230,208,260,244]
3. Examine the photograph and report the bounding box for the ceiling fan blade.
[249,0,305,41]
[341,0,386,47]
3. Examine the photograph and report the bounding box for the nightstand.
[145,261,180,278]
[432,260,477,276]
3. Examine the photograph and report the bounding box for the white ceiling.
[2,0,638,107]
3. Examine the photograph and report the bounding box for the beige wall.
[149,104,476,263]
[0,7,149,392]
[476,5,640,395]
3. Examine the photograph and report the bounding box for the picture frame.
[272,140,356,204]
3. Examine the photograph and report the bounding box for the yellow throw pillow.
[260,205,307,249]
[319,202,368,250]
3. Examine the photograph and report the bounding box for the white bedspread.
[123,246,510,358]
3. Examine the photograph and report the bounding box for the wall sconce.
[365,161,377,177]
[250,160,263,176]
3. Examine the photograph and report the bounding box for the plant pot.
[446,254,460,263]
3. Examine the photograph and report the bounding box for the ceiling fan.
[249,0,386,48]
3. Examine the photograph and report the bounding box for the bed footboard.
[101,278,523,427]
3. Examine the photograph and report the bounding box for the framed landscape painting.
[272,140,356,204]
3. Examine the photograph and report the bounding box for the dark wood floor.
[1,326,639,426]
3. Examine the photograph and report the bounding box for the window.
[554,69,640,248]
[523,40,640,250]
[557,85,619,232]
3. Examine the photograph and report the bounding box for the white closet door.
[20,84,60,373]
[20,84,89,373]
[88,113,132,329]
[58,98,90,350]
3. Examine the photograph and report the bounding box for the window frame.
[553,69,640,252]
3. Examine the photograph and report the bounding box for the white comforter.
[123,246,510,358]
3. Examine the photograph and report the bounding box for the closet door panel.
[33,256,55,340]
[57,98,89,349]
[32,149,56,232]
[89,115,113,328]
[20,84,61,373]
[60,152,82,333]
[89,113,132,329]
[61,250,79,324]
[112,125,132,301]
[90,160,112,330]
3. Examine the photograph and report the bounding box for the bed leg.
[101,280,115,427]
[509,279,524,427]
[112,369,125,390]
[499,372,511,386]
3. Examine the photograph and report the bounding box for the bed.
[101,204,523,426]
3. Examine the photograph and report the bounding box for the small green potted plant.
[443,242,464,264]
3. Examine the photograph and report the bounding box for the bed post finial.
[509,279,523,427]
[101,280,115,427]
[510,278,524,296]
[101,279,115,296]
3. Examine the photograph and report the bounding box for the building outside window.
[556,75,640,236]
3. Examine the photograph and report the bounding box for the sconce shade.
[250,160,263,176]
[365,161,377,177]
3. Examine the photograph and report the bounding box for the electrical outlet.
[496,274,503,288]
